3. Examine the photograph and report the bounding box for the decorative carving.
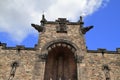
[31,14,47,32]
[81,26,93,34]
[56,18,68,33]
[40,14,47,26]
[8,62,19,80]
[79,16,84,26]
[79,16,93,34]
[75,55,84,63]
[31,24,44,32]
[38,54,48,62]
[102,65,111,80]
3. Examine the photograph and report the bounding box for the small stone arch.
[41,39,80,56]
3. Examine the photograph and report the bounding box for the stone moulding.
[41,39,79,52]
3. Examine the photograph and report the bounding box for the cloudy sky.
[0,0,120,50]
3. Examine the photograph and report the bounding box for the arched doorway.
[44,42,77,80]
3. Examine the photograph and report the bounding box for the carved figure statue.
[8,62,18,80]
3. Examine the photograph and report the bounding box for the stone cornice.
[45,21,81,25]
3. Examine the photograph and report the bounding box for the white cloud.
[0,0,109,43]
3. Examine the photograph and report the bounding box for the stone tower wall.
[38,23,86,53]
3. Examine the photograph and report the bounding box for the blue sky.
[0,0,119,50]
[85,0,120,50]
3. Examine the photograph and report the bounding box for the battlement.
[0,42,37,50]
[87,48,120,54]
[1,41,120,54]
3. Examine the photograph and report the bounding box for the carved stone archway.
[41,39,79,56]
[44,41,78,80]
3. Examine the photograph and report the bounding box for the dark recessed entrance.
[44,43,77,80]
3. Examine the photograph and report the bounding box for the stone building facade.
[0,15,120,80]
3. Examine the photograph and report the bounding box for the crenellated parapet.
[0,42,37,50]
[87,48,120,54]
[1,41,120,53]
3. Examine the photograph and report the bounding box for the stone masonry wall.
[0,45,120,80]
[85,51,120,80]
[0,45,36,80]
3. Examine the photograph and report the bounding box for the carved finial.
[41,14,47,26]
[79,16,84,27]
[80,16,83,22]
[42,14,45,21]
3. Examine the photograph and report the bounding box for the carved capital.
[38,54,48,62]
[75,55,84,63]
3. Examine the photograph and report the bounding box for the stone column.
[76,54,86,80]
[77,63,87,80]
[33,61,46,80]
[33,52,47,80]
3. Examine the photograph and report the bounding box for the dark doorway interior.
[44,44,77,80]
